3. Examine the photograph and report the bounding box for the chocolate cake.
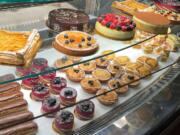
[47,8,89,32]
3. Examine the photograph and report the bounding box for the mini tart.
[108,79,128,94]
[59,87,77,106]
[21,76,39,90]
[107,62,124,76]
[41,96,60,117]
[74,100,95,120]
[54,56,73,72]
[66,68,85,82]
[125,62,141,75]
[53,111,74,134]
[39,67,56,84]
[142,43,153,54]
[96,88,118,105]
[79,61,96,73]
[92,69,111,82]
[95,13,135,40]
[15,66,32,77]
[50,77,67,95]
[80,77,101,94]
[101,50,116,60]
[95,57,109,68]
[121,73,140,87]
[113,56,130,66]
[66,55,81,63]
[53,31,99,56]
[32,58,48,73]
[30,83,50,101]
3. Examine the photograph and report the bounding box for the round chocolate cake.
[47,8,89,32]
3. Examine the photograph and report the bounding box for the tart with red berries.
[95,13,136,40]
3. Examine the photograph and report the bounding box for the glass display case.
[0,0,179,135]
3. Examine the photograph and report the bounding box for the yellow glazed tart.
[92,69,111,82]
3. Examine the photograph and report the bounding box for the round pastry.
[32,58,48,73]
[95,13,135,40]
[74,100,95,120]
[108,79,128,94]
[133,12,170,34]
[52,110,74,133]
[121,73,140,87]
[107,62,124,76]
[53,31,99,56]
[50,77,67,95]
[59,87,77,106]
[48,8,89,32]
[136,66,151,77]
[79,61,96,73]
[158,50,170,62]
[142,43,153,54]
[41,96,60,117]
[95,57,109,68]
[96,88,118,105]
[30,83,50,101]
[66,68,85,82]
[80,77,101,94]
[66,55,82,63]
[125,62,142,75]
[101,50,116,60]
[21,76,39,90]
[39,67,56,84]
[92,69,111,82]
[113,56,130,66]
[15,66,32,77]
[54,56,73,72]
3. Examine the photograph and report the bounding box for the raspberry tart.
[39,67,56,84]
[95,13,136,40]
[21,76,39,90]
[32,58,48,73]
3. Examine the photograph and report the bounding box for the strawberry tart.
[95,13,136,40]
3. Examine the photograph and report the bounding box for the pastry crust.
[92,69,111,82]
[66,68,85,82]
[0,29,42,66]
[113,56,130,66]
[79,61,96,73]
[96,57,109,68]
[54,57,73,72]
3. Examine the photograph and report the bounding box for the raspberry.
[121,26,127,31]
[101,20,107,26]
[116,25,121,31]
[130,24,134,29]
[97,17,103,22]
[110,23,116,29]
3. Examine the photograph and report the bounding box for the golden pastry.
[101,50,116,60]
[136,66,151,77]
[142,43,153,54]
[79,61,96,73]
[66,67,85,82]
[66,55,81,63]
[80,77,101,94]
[92,69,111,82]
[113,56,130,66]
[96,88,118,105]
[137,56,158,70]
[96,57,109,68]
[121,73,140,87]
[158,50,170,62]
[107,62,124,76]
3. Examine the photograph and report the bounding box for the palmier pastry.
[39,67,56,84]
[21,76,39,90]
[41,96,60,117]
[96,57,109,68]
[121,73,140,87]
[113,56,130,66]
[30,83,50,101]
[92,69,111,82]
[108,79,128,94]
[53,111,74,133]
[74,100,95,120]
[79,61,96,73]
[54,56,73,72]
[32,58,48,73]
[66,68,85,82]
[50,77,67,95]
[107,62,124,76]
[80,77,101,94]
[59,87,77,106]
[96,88,118,105]
[101,50,116,60]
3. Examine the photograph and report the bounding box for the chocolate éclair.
[0,111,33,130]
[0,121,38,135]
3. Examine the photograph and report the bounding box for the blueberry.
[53,77,61,84]
[64,34,68,39]
[87,36,92,41]
[60,111,73,122]
[127,26,132,31]
[73,69,79,73]
[116,25,121,31]
[78,44,82,48]
[87,43,91,46]
[81,37,85,42]
[114,65,119,70]
[106,22,111,27]
[128,75,134,80]
[47,98,57,106]
[88,80,94,86]
[70,39,75,43]
[35,84,45,92]
[64,90,73,96]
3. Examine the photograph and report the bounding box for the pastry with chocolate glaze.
[66,67,85,82]
[80,77,101,94]
[74,100,95,120]
[79,61,96,73]
[60,87,77,106]
[50,77,67,95]
[41,96,60,117]
[52,110,74,133]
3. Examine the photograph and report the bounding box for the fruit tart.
[101,50,116,60]
[53,111,74,134]
[79,61,97,73]
[53,31,99,56]
[0,29,41,66]
[21,76,39,90]
[92,69,111,82]
[39,67,56,84]
[121,73,140,87]
[107,62,124,76]
[15,66,32,77]
[32,58,48,73]
[41,96,60,117]
[74,100,95,120]
[96,57,110,68]
[113,56,130,66]
[59,87,77,106]
[66,67,85,82]
[95,13,136,40]
[96,88,118,105]
[80,77,101,94]
[50,77,67,95]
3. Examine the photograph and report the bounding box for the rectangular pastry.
[0,29,42,66]
[0,74,15,83]
[0,121,38,135]
[0,111,33,130]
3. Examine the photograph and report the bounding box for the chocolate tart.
[0,29,41,66]
[53,31,99,56]
[47,8,89,32]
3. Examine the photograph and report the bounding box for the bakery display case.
[0,0,179,135]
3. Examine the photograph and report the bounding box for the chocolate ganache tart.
[0,29,41,66]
